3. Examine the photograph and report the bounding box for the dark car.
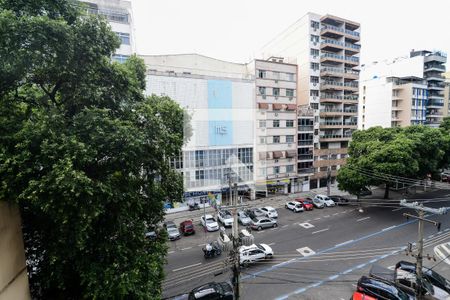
[329,195,350,206]
[396,260,450,294]
[180,219,195,236]
[188,282,234,300]
[359,187,373,197]
[356,276,412,300]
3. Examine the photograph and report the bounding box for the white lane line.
[282,224,289,228]
[323,215,330,218]
[357,217,371,222]
[335,239,354,247]
[181,247,192,251]
[312,228,329,235]
[268,242,276,246]
[392,208,403,212]
[314,217,321,220]
[197,244,204,247]
[382,226,396,231]
[269,228,277,231]
[168,251,175,254]
[172,262,202,272]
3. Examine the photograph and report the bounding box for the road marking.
[314,217,321,220]
[282,224,289,228]
[172,262,202,272]
[335,240,354,247]
[197,244,204,247]
[181,247,192,251]
[299,222,315,229]
[329,275,338,280]
[312,228,329,235]
[269,228,277,231]
[168,251,175,254]
[296,247,315,257]
[268,242,276,246]
[305,219,311,222]
[382,226,395,231]
[357,217,371,222]
[323,215,330,218]
[392,208,403,211]
[333,213,339,216]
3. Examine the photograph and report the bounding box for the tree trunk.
[384,182,390,199]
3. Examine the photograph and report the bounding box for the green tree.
[0,1,187,298]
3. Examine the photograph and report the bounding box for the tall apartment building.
[81,0,134,63]
[249,58,299,195]
[260,13,360,189]
[443,72,450,118]
[359,50,447,129]
[297,105,315,191]
[142,54,255,205]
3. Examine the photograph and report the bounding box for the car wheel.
[266,253,273,259]
[273,223,277,228]
[257,226,262,231]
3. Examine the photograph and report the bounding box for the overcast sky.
[132,0,449,66]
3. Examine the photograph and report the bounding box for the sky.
[132,0,449,66]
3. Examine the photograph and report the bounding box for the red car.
[295,198,314,211]
[351,291,376,300]
[180,219,195,235]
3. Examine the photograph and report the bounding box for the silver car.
[238,210,251,225]
[167,227,180,241]
[250,217,277,231]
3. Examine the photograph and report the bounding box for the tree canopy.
[0,0,186,298]
[338,125,450,198]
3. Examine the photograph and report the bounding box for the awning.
[286,104,297,111]
[272,104,283,110]
[285,150,296,158]
[258,103,269,109]
[273,151,283,159]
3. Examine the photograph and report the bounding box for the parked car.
[167,226,181,241]
[145,230,157,241]
[314,195,335,207]
[351,291,376,300]
[250,216,277,231]
[356,276,413,300]
[285,201,304,213]
[238,229,254,246]
[238,210,252,225]
[246,208,266,219]
[396,260,450,294]
[239,243,273,265]
[201,214,220,232]
[312,197,325,209]
[164,221,177,230]
[295,198,314,211]
[359,187,373,196]
[329,195,350,206]
[218,210,233,227]
[188,282,234,300]
[180,219,195,235]
[261,206,278,218]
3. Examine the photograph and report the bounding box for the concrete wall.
[0,202,30,300]
[359,77,393,129]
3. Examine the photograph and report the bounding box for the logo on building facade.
[215,125,227,135]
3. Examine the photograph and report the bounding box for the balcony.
[343,95,358,102]
[321,53,344,63]
[298,168,315,175]
[343,122,357,128]
[427,100,444,107]
[321,25,345,37]
[345,56,359,65]
[321,67,345,76]
[321,39,344,51]
[321,81,344,90]
[343,108,358,115]
[298,140,314,146]
[320,134,343,141]
[345,29,360,41]
[428,94,444,100]
[87,8,129,24]
[425,64,445,72]
[343,82,359,91]
[345,43,361,51]
[298,125,314,132]
[428,83,445,90]
[298,154,314,161]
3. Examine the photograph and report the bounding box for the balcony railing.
[322,81,343,87]
[321,134,343,139]
[298,154,313,160]
[345,29,360,37]
[344,82,359,88]
[344,95,358,101]
[425,64,445,70]
[298,140,314,146]
[298,168,315,174]
[428,100,444,107]
[343,122,357,126]
[321,39,344,47]
[322,108,343,112]
[345,68,359,75]
[429,83,445,88]
[345,56,360,63]
[321,24,344,33]
[320,121,342,125]
[298,125,314,131]
[321,67,344,74]
[321,53,344,60]
[345,43,361,50]
[344,109,358,113]
[87,8,129,23]
[321,93,342,100]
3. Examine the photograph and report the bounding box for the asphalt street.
[162,189,450,299]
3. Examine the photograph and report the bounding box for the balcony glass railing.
[320,121,342,125]
[429,83,445,88]
[322,108,343,112]
[87,8,129,23]
[321,94,342,99]
[320,134,343,139]
[298,154,313,160]
[344,108,358,113]
[321,24,344,33]
[427,101,444,107]
[298,125,314,131]
[345,68,359,75]
[425,64,445,70]
[321,67,344,74]
[298,168,315,174]
[321,53,344,60]
[345,43,361,50]
[345,56,360,63]
[343,122,357,126]
[321,39,344,47]
[298,140,314,146]
[345,29,360,37]
[344,82,359,88]
[344,95,358,100]
[322,81,343,87]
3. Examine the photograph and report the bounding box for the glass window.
[310,76,319,83]
[258,86,266,95]
[115,32,130,45]
[310,49,319,56]
[310,35,319,42]
[273,166,280,174]
[272,71,280,80]
[258,70,266,78]
[195,170,204,180]
[310,90,319,96]
[112,54,129,63]
[273,88,280,96]
[259,120,266,128]
[286,165,294,173]
[286,120,294,127]
[286,89,294,97]
[286,135,294,143]
[286,73,294,81]
[273,136,280,143]
[310,62,319,71]
[259,137,266,144]
[273,120,280,128]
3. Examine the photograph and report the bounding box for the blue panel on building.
[208,80,233,146]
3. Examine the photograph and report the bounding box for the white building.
[81,0,134,62]
[142,54,255,204]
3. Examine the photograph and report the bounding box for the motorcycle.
[202,242,222,258]
[188,202,200,211]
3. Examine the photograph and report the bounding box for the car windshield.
[251,217,259,223]
[168,228,178,234]
[268,208,275,213]
[206,218,215,224]
[256,244,265,251]
[304,201,312,204]
[425,268,449,287]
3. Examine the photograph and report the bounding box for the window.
[273,88,280,96]
[195,170,204,180]
[259,168,266,176]
[115,32,130,45]
[286,165,294,173]
[310,62,319,71]
[112,54,129,63]
[273,166,280,174]
[311,20,320,29]
[259,120,266,128]
[258,70,266,78]
[310,35,319,43]
[258,86,266,95]
[286,120,294,127]
[286,135,294,143]
[273,136,280,143]
[310,49,319,56]
[310,76,319,84]
[286,73,294,81]
[311,103,319,109]
[272,71,280,80]
[273,120,280,128]
[310,90,319,97]
[259,137,266,144]
[286,89,294,97]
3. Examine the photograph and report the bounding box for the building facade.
[359,50,447,129]
[297,105,315,191]
[81,0,134,63]
[251,58,299,194]
[260,13,360,189]
[142,54,255,204]
[443,72,450,118]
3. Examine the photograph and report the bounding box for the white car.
[261,206,278,218]
[218,210,233,227]
[239,243,273,265]
[285,201,304,213]
[201,214,219,232]
[314,195,335,207]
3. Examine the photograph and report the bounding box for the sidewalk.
[164,185,347,224]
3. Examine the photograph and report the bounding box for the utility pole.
[327,148,331,196]
[400,200,448,298]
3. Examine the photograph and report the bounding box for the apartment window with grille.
[286,135,294,143]
[115,32,130,45]
[310,62,319,71]
[259,86,266,95]
[258,70,266,78]
[195,170,205,180]
[310,76,319,84]
[273,120,280,128]
[286,165,294,173]
[311,103,319,109]
[310,49,319,56]
[286,120,294,127]
[273,136,280,143]
[259,120,266,128]
[310,35,319,43]
[311,21,319,29]
[273,88,280,96]
[310,90,319,97]
[286,89,294,97]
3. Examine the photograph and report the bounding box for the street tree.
[0,0,187,299]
